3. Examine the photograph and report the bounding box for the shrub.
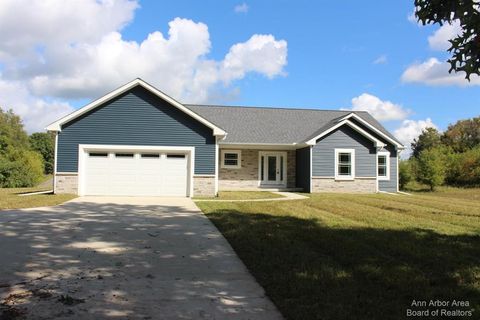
[29,132,54,174]
[452,147,480,186]
[0,147,44,187]
[416,147,446,191]
[399,160,413,190]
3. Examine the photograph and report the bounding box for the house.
[46,78,404,197]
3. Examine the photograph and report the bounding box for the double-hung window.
[377,151,390,180]
[335,149,355,180]
[221,150,241,169]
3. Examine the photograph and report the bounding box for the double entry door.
[259,152,287,186]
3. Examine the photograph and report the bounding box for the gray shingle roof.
[186,104,402,146]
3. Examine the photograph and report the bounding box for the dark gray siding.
[312,126,376,177]
[57,86,215,174]
[378,145,398,192]
[295,147,311,192]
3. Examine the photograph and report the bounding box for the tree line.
[400,116,480,191]
[0,108,54,187]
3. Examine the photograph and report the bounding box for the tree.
[411,127,441,158]
[414,0,480,80]
[416,147,446,191]
[442,116,480,152]
[399,160,414,190]
[446,146,480,186]
[0,108,29,153]
[30,132,55,174]
[0,108,45,187]
[0,147,44,187]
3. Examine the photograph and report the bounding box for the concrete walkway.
[195,192,309,202]
[0,197,283,319]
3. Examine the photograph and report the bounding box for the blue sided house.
[47,78,404,197]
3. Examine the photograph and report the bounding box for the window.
[141,153,160,158]
[260,156,264,179]
[221,150,241,169]
[377,151,390,180]
[89,152,108,157]
[167,154,186,159]
[115,153,134,158]
[335,149,355,180]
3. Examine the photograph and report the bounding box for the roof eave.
[45,78,227,136]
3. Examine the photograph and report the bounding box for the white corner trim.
[309,146,313,192]
[214,137,219,195]
[306,120,386,148]
[45,78,226,136]
[53,132,58,194]
[396,152,400,192]
[377,150,390,181]
[77,144,195,197]
[220,149,242,169]
[334,148,355,180]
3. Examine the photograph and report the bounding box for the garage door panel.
[84,150,189,196]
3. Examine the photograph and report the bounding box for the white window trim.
[334,148,355,180]
[377,151,390,181]
[221,150,242,169]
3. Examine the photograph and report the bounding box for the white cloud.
[0,1,288,132]
[401,58,480,86]
[234,3,249,13]
[428,21,461,51]
[0,80,73,132]
[0,0,138,61]
[373,54,387,65]
[347,93,409,121]
[221,35,287,82]
[394,118,437,157]
[407,8,418,24]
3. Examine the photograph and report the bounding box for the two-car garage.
[78,145,193,197]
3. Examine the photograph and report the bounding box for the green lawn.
[0,185,76,210]
[197,190,480,320]
[194,191,284,200]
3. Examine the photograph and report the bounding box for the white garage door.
[83,151,188,196]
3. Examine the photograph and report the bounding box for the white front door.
[259,152,287,186]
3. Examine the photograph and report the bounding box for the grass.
[197,189,480,320]
[194,191,284,200]
[0,177,76,210]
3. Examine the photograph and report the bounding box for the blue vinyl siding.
[378,145,398,192]
[312,126,376,177]
[57,86,215,174]
[295,147,311,192]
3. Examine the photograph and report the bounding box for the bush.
[29,132,54,174]
[448,147,480,186]
[416,147,446,191]
[0,147,44,187]
[399,160,413,190]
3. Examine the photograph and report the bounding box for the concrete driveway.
[0,197,282,319]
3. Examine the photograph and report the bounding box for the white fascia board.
[45,78,226,136]
[338,113,404,149]
[305,120,386,148]
[218,142,305,150]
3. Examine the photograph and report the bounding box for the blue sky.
[0,0,478,153]
[121,1,478,127]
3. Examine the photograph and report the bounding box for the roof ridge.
[185,103,369,113]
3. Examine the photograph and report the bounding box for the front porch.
[218,148,299,191]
